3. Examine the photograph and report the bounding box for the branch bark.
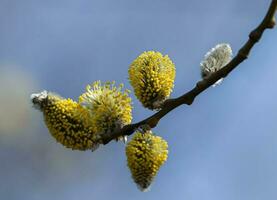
[102,0,277,145]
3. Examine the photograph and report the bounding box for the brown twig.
[102,0,277,145]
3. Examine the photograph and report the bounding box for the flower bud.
[200,43,232,86]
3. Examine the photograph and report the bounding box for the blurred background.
[0,0,277,199]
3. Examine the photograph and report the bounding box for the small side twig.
[102,0,277,145]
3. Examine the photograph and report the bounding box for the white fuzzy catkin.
[200,43,233,87]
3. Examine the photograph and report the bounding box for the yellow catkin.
[31,91,100,151]
[79,81,132,141]
[126,131,168,191]
[129,51,175,110]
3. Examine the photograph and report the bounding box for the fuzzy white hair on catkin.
[200,43,233,87]
[137,184,152,192]
[30,90,48,110]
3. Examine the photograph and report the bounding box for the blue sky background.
[0,0,277,200]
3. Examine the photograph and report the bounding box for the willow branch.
[102,0,277,145]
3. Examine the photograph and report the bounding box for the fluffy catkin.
[200,43,232,86]
[79,81,132,142]
[31,91,100,151]
[126,131,168,191]
[129,51,175,110]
